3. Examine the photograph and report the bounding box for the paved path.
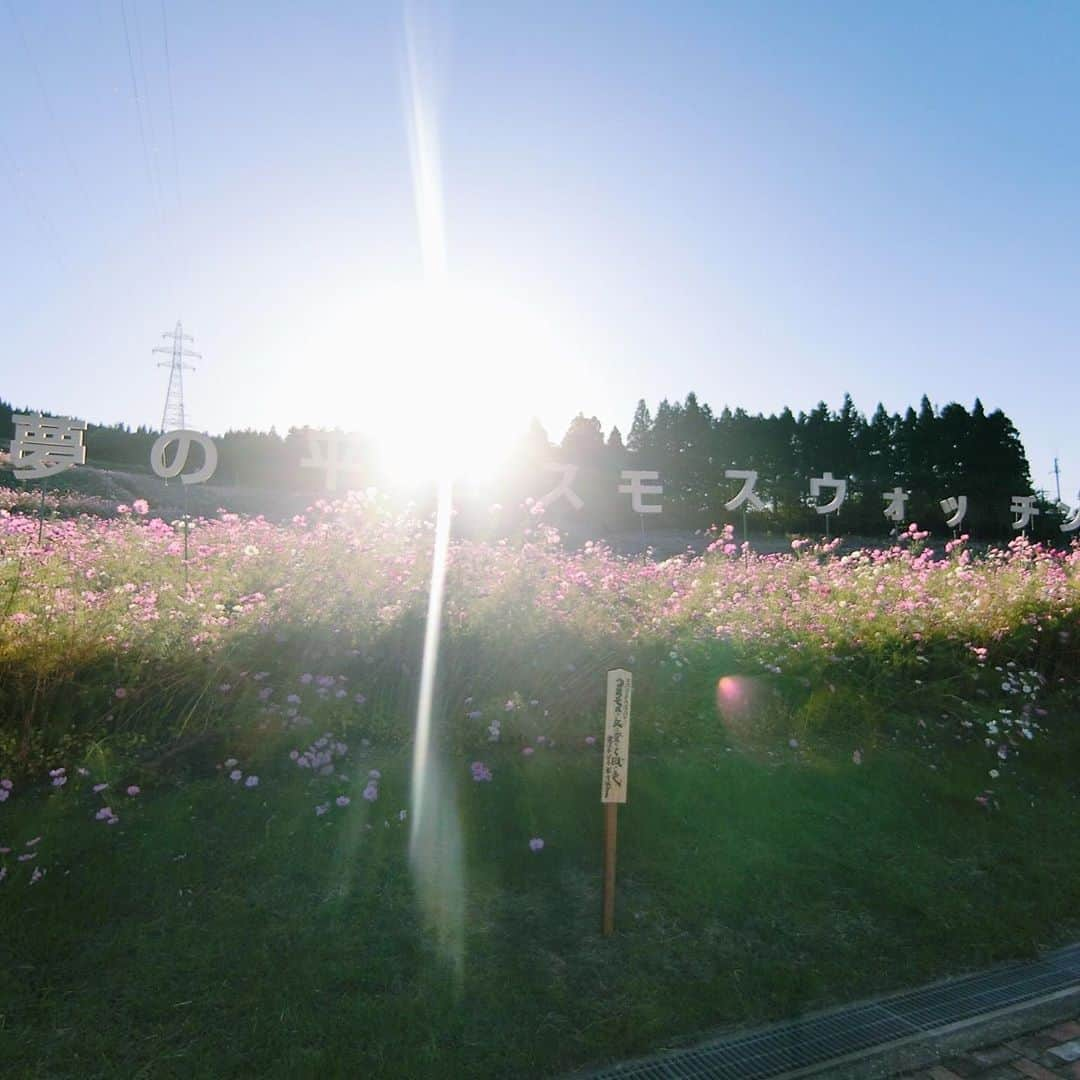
[902,1016,1080,1079]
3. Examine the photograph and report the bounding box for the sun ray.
[402,0,466,980]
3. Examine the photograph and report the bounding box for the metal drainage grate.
[1049,943,1080,977]
[585,943,1080,1079]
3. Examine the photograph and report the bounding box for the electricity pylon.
[153,322,201,431]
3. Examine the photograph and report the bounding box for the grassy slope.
[3,717,1079,1080]
[3,509,1078,1076]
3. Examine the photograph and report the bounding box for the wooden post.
[182,482,190,589]
[600,669,631,936]
[37,478,47,544]
[602,801,618,936]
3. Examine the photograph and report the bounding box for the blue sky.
[2,2,1078,499]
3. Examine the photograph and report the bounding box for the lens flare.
[716,675,750,711]
[403,1,465,980]
[715,675,764,745]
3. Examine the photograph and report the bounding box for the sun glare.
[336,278,559,486]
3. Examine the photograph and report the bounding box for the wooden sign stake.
[602,802,618,936]
[37,478,47,544]
[601,669,632,936]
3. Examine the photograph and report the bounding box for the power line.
[120,0,160,219]
[4,0,92,212]
[155,0,191,317]
[160,0,182,214]
[131,0,166,216]
[0,131,68,275]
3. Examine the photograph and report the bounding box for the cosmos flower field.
[2,488,1079,1077]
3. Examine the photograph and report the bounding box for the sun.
[326,278,567,487]
[269,272,593,491]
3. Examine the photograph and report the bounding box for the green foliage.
[2,732,1079,1078]
[1,500,1079,1076]
[3,391,1054,538]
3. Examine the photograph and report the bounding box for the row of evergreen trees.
[519,393,1048,536]
[0,392,1065,538]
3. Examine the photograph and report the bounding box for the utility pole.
[153,322,201,432]
[1052,457,1062,504]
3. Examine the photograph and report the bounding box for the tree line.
[0,392,1065,539]
[518,393,1049,538]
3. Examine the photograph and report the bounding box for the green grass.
[3,507,1079,1075]
[3,717,1079,1079]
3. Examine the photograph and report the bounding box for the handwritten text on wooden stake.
[601,669,632,803]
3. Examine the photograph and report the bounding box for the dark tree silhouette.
[0,392,1044,539]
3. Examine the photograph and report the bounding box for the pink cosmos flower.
[335,795,350,807]
[132,499,149,515]
[362,783,378,802]
[529,837,545,852]
[0,778,12,790]
[522,747,535,757]
[126,785,141,796]
[244,775,259,788]
[114,687,127,699]
[585,735,596,746]
[95,807,113,820]
[229,770,242,782]
[315,803,330,816]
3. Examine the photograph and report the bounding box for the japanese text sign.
[601,669,632,804]
[12,414,86,481]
